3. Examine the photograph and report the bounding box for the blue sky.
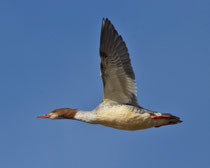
[1,0,210,168]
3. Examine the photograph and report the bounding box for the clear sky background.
[0,0,210,168]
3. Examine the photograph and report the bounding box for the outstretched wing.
[100,18,139,106]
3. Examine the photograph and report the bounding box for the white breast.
[96,105,155,130]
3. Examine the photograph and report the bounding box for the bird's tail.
[150,113,182,128]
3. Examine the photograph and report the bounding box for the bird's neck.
[74,110,97,124]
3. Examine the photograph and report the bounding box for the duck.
[37,18,182,131]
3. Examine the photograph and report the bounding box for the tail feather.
[150,113,182,128]
[163,113,182,125]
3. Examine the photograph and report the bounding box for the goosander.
[37,18,182,131]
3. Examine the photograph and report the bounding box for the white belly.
[96,105,157,130]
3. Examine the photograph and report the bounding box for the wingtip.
[102,18,111,25]
[102,17,109,21]
[102,18,105,26]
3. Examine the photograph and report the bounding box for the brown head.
[37,108,78,119]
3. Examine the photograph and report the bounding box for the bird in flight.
[37,18,182,131]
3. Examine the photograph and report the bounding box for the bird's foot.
[150,114,172,119]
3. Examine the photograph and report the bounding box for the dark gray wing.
[100,18,139,106]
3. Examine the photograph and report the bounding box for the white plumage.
[37,18,182,131]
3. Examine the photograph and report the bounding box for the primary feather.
[100,18,138,106]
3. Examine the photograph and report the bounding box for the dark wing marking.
[100,18,139,106]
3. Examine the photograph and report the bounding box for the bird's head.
[37,108,78,119]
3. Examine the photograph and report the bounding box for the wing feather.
[100,18,139,106]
